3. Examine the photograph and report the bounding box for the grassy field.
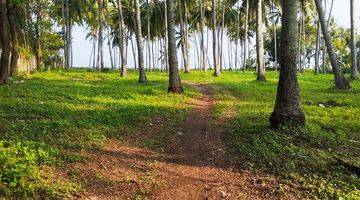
[0,70,198,197]
[184,71,360,199]
[0,70,359,199]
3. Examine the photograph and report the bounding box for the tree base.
[168,86,184,94]
[257,75,267,82]
[269,111,305,129]
[335,76,351,90]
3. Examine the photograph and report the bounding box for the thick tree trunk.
[135,0,147,83]
[7,6,19,77]
[350,0,358,79]
[117,0,127,76]
[166,0,183,93]
[212,0,220,76]
[256,0,266,81]
[314,0,350,89]
[270,0,305,128]
[243,0,249,72]
[0,0,10,83]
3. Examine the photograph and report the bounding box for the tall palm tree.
[97,0,105,70]
[117,0,127,77]
[134,0,147,83]
[256,0,266,81]
[167,0,183,93]
[270,0,305,128]
[350,0,358,80]
[243,0,249,71]
[0,0,10,83]
[314,0,350,89]
[212,0,220,76]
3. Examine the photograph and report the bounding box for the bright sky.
[71,0,360,68]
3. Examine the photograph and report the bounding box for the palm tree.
[212,0,220,76]
[0,0,10,83]
[134,0,147,83]
[242,0,249,71]
[350,0,358,80]
[116,0,127,77]
[270,0,305,128]
[167,0,183,93]
[256,0,266,81]
[97,0,105,70]
[314,0,350,89]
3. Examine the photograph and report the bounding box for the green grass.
[0,69,359,199]
[0,69,198,198]
[184,71,360,199]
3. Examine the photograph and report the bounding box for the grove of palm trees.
[0,0,359,199]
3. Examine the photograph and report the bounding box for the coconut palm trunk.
[243,0,249,71]
[314,0,350,89]
[199,0,206,71]
[183,0,190,73]
[270,0,305,128]
[135,0,148,83]
[7,5,19,76]
[97,0,105,71]
[212,0,220,76]
[256,0,266,81]
[350,0,358,79]
[0,0,10,83]
[315,19,321,74]
[179,0,189,73]
[117,0,127,77]
[166,0,183,93]
[164,0,169,72]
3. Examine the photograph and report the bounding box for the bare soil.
[70,84,296,200]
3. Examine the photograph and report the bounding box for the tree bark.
[117,0,127,76]
[314,0,350,89]
[166,0,183,93]
[243,0,249,72]
[315,19,321,74]
[256,0,266,81]
[199,0,206,71]
[0,0,10,83]
[270,0,305,128]
[34,7,43,71]
[7,5,19,77]
[350,0,358,79]
[135,0,147,83]
[164,0,169,73]
[97,0,105,71]
[212,0,220,76]
[179,0,189,73]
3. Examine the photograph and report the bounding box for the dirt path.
[151,84,269,199]
[72,84,292,199]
